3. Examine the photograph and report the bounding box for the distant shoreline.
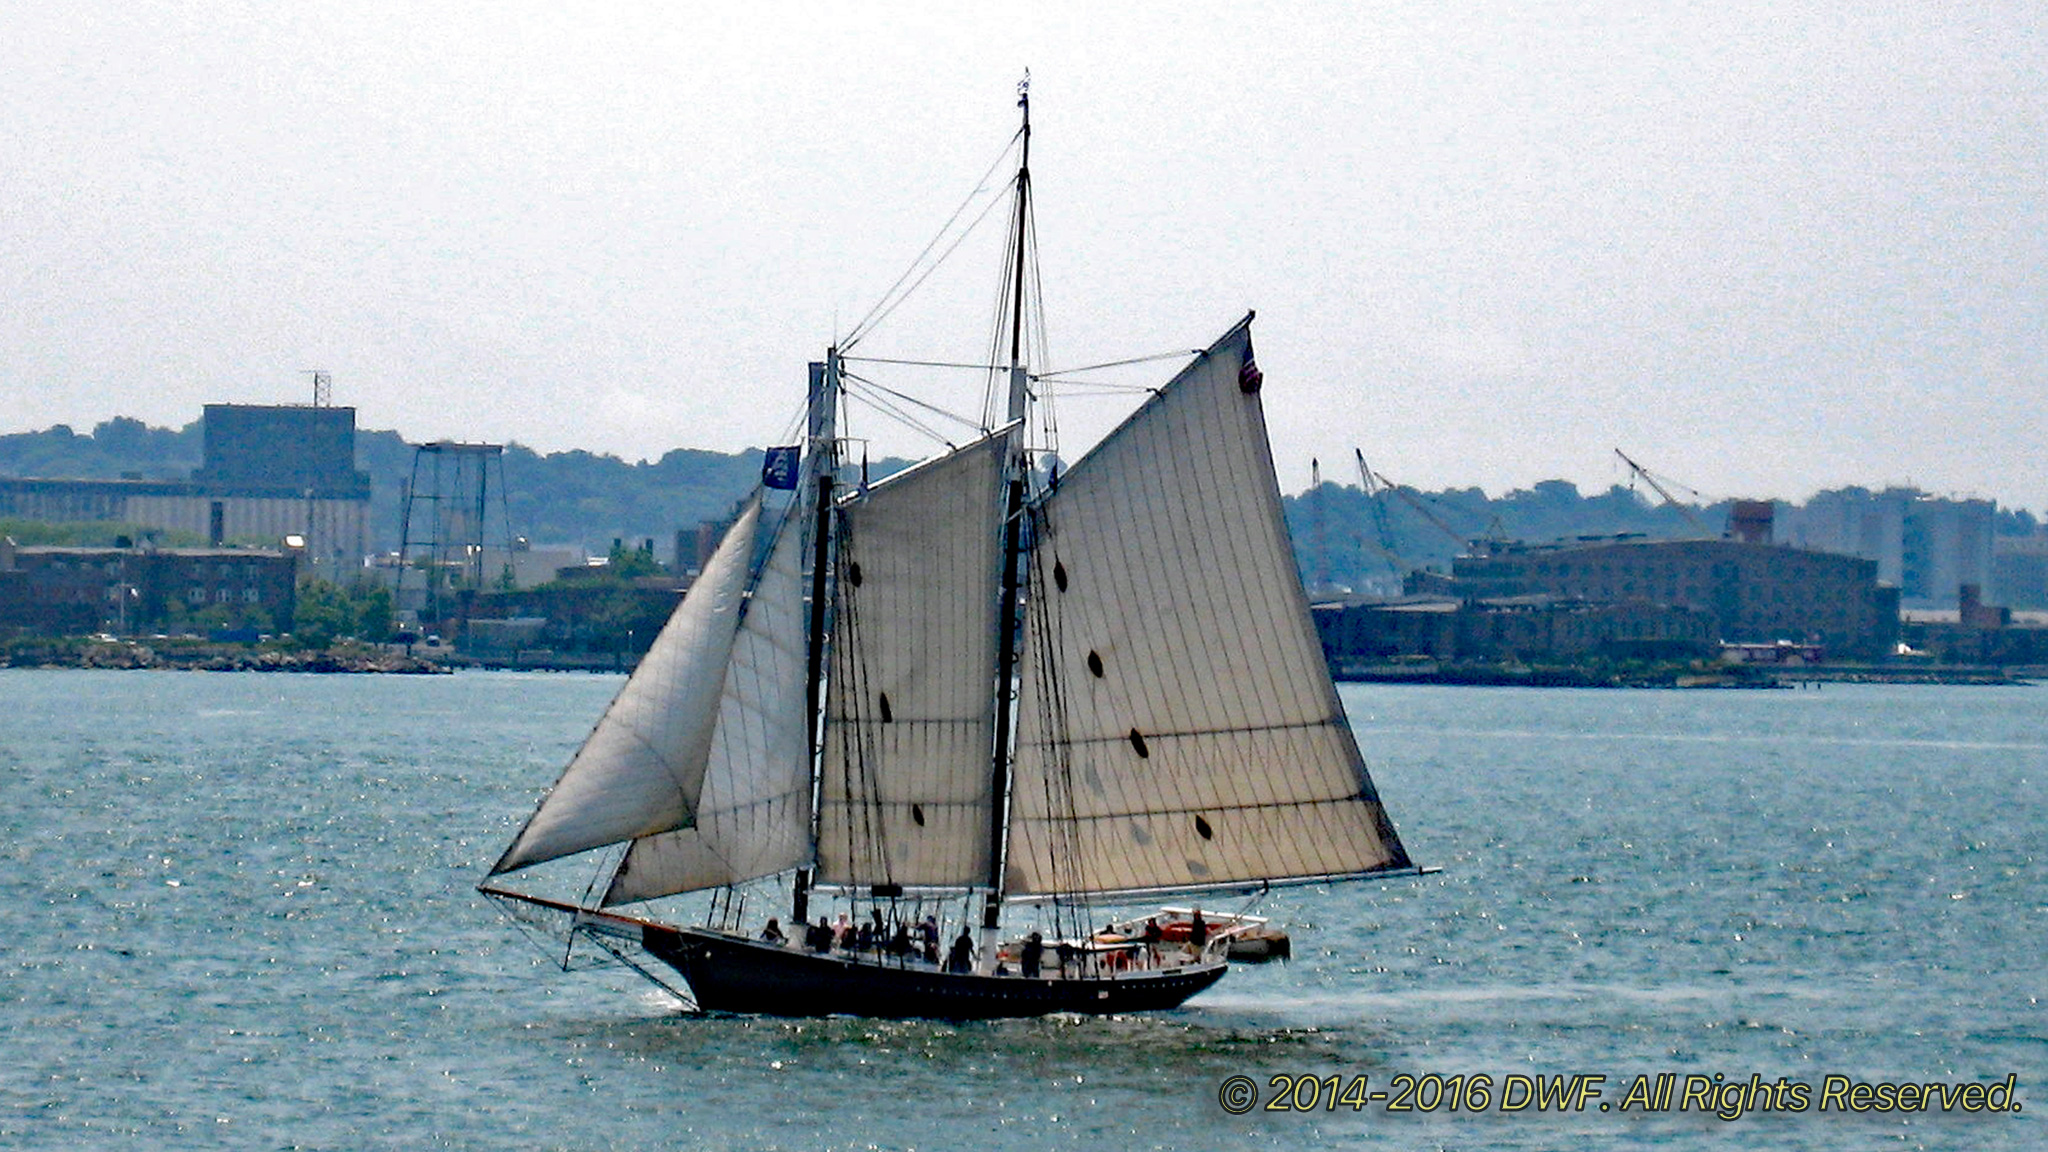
[0,638,446,674]
[1333,661,2034,688]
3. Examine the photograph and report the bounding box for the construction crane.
[1366,459,1471,554]
[1307,457,1331,593]
[1614,448,1712,537]
[1351,444,1400,569]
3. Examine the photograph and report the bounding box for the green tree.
[604,539,663,579]
[347,580,395,642]
[292,580,355,648]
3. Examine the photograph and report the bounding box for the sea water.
[0,670,2039,1150]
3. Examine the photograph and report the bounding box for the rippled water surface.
[1,671,2040,1149]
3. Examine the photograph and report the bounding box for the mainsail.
[814,430,1011,890]
[491,496,766,874]
[1004,318,1413,897]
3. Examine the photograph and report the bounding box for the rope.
[841,129,1024,351]
[840,371,984,440]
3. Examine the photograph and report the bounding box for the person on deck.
[946,928,975,974]
[1188,908,1209,951]
[1021,931,1044,978]
[760,918,786,945]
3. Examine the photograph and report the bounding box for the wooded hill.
[1,418,768,559]
[3,419,2038,582]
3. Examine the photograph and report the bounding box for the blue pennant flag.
[761,446,801,490]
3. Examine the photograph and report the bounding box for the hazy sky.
[5,2,2042,509]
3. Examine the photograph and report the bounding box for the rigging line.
[839,536,885,889]
[842,355,1005,371]
[982,157,1035,427]
[1016,534,1055,899]
[843,164,1020,353]
[1030,526,1084,928]
[840,127,1023,349]
[1016,503,1090,923]
[838,382,957,451]
[826,532,865,886]
[840,371,987,432]
[1031,533,1073,908]
[1025,195,1050,373]
[1031,379,1161,394]
[980,195,1020,429]
[772,392,809,447]
[839,372,970,438]
[1041,350,1204,376]
[837,524,894,889]
[1021,200,1057,458]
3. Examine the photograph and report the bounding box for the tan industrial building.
[0,404,370,574]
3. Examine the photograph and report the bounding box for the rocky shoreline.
[0,638,447,674]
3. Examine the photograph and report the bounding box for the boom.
[1614,448,1711,537]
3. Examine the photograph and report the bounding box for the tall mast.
[1006,76,1031,373]
[792,352,839,926]
[982,76,1032,935]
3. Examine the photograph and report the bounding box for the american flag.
[1238,349,1263,393]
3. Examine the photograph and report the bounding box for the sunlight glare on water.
[0,670,2039,1150]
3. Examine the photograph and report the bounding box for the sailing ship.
[478,85,1422,1018]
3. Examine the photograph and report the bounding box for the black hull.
[642,925,1229,1019]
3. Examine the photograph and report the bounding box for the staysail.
[603,503,814,903]
[490,497,763,875]
[814,430,1011,890]
[1004,317,1413,897]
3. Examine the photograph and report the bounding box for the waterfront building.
[0,538,297,636]
[1313,594,1718,671]
[1424,536,1899,659]
[0,404,371,575]
[1992,532,2048,610]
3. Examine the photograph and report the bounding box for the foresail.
[490,498,762,875]
[1005,317,1412,897]
[603,504,813,903]
[815,431,1009,890]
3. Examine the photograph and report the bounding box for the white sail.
[602,504,814,903]
[1004,319,1412,897]
[490,498,762,875]
[815,431,1010,890]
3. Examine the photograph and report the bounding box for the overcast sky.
[5,2,2042,510]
